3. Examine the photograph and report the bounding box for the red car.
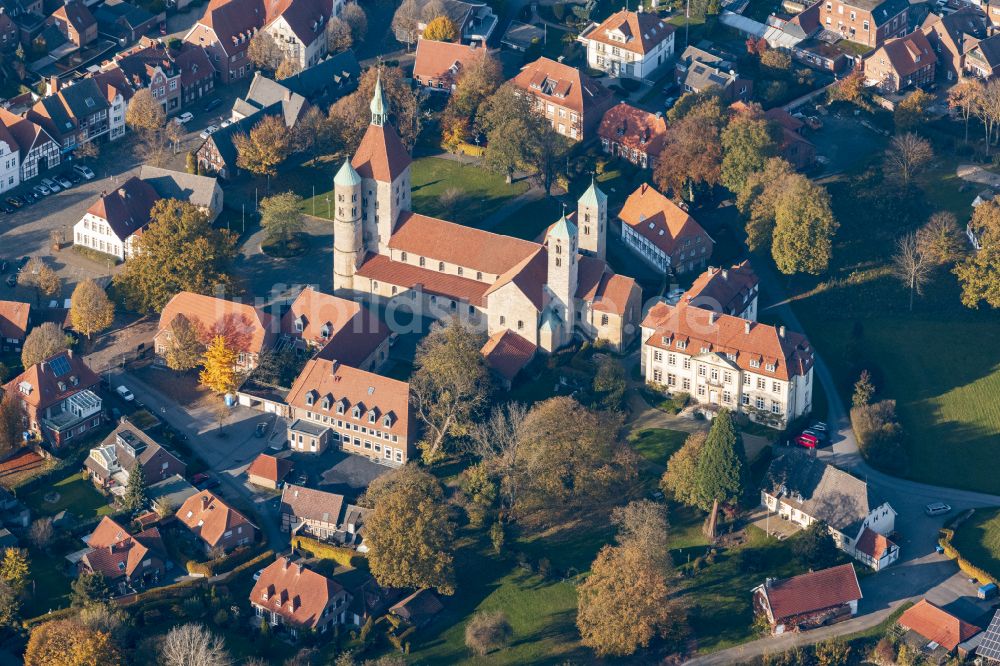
[795,433,818,449]
[191,472,210,484]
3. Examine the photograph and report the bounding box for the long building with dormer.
[331,77,642,354]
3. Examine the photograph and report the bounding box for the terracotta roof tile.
[4,351,100,411]
[413,39,485,87]
[869,31,937,79]
[619,183,713,258]
[682,260,758,314]
[157,292,276,356]
[356,253,492,306]
[83,516,164,579]
[481,329,536,381]
[250,557,345,629]
[86,176,160,242]
[351,122,412,182]
[641,302,814,380]
[512,56,613,116]
[0,300,30,341]
[599,102,667,159]
[581,9,675,56]
[247,453,292,483]
[282,288,390,367]
[899,599,981,651]
[763,564,862,621]
[577,255,638,315]
[176,490,257,548]
[280,484,344,524]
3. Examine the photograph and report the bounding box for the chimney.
[283,558,291,571]
[329,359,339,373]
[779,325,786,339]
[722,268,729,280]
[201,494,210,510]
[744,320,751,335]
[708,312,717,325]
[284,88,291,102]
[49,75,59,94]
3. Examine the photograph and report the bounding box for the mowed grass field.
[408,158,528,227]
[952,507,1000,580]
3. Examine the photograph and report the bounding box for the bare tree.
[975,79,1000,153]
[468,402,528,515]
[161,623,231,666]
[892,232,932,311]
[29,517,53,549]
[883,132,933,188]
[391,0,420,48]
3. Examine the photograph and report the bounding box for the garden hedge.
[939,528,997,586]
[292,536,357,567]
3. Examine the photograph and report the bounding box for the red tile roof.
[577,255,638,315]
[682,260,758,314]
[641,302,814,381]
[351,122,412,183]
[855,527,894,562]
[52,1,96,33]
[157,292,275,356]
[481,329,536,381]
[413,39,486,87]
[0,109,51,162]
[83,517,164,580]
[264,0,332,47]
[512,56,612,116]
[619,183,713,258]
[869,31,937,79]
[598,102,667,159]
[247,453,292,484]
[356,253,492,306]
[762,564,862,621]
[196,0,265,55]
[0,300,30,341]
[285,357,411,440]
[582,9,675,55]
[176,490,257,548]
[250,557,345,629]
[4,351,100,411]
[899,599,981,651]
[86,176,160,242]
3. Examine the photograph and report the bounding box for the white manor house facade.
[331,77,643,353]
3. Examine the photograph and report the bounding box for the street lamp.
[325,196,331,220]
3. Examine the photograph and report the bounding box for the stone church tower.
[577,178,607,260]
[332,159,363,295]
[541,210,579,350]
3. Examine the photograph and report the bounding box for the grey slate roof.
[206,101,283,172]
[763,450,884,536]
[139,165,219,210]
[281,50,360,101]
[239,72,308,127]
[58,78,110,120]
[971,34,1000,69]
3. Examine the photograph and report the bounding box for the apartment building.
[618,183,714,275]
[640,302,815,428]
[511,56,614,141]
[73,176,160,261]
[817,0,909,49]
[863,31,936,92]
[578,9,675,80]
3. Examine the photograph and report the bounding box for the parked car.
[795,433,818,449]
[17,256,29,270]
[73,164,96,180]
[203,98,223,112]
[803,428,826,443]
[22,192,38,204]
[192,472,210,485]
[199,125,219,139]
[925,502,951,516]
[111,407,122,421]
[32,184,50,197]
[198,477,220,491]
[115,385,135,401]
[254,422,268,438]
[40,178,60,192]
[5,197,21,208]
[0,206,12,214]
[176,111,194,124]
[804,116,823,130]
[4,274,15,287]
[54,175,72,189]
[65,170,82,185]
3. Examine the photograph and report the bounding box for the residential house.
[45,0,96,47]
[280,287,391,370]
[196,102,283,178]
[5,350,101,447]
[182,0,262,84]
[409,0,497,44]
[275,49,359,106]
[1,0,45,48]
[85,420,187,495]
[334,82,641,353]
[259,0,334,71]
[598,102,667,169]
[250,557,351,636]
[578,9,676,80]
[176,490,258,553]
[175,41,216,106]
[111,38,183,115]
[154,291,277,371]
[815,0,909,48]
[246,452,291,489]
[284,358,413,464]
[79,516,166,594]
[280,483,369,550]
[94,0,160,44]
[681,260,759,321]
[921,7,989,81]
[863,30,937,93]
[511,56,614,141]
[0,118,20,193]
[412,39,486,93]
[618,183,714,275]
[27,78,112,153]
[677,44,751,101]
[480,329,536,389]
[640,303,815,427]
[898,599,982,660]
[0,108,60,181]
[0,300,30,352]
[752,564,863,634]
[762,450,899,566]
[963,34,1000,79]
[230,71,310,126]
[72,176,160,261]
[987,0,1000,29]
[764,107,816,169]
[90,66,133,141]
[139,165,223,222]
[0,12,20,52]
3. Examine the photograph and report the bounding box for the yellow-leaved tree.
[423,15,457,41]
[199,335,239,395]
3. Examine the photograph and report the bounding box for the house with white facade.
[261,0,332,71]
[0,121,20,194]
[0,109,60,183]
[640,302,814,428]
[762,450,900,570]
[579,9,676,80]
[72,177,160,261]
[619,183,714,275]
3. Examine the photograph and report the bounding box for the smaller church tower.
[370,73,388,126]
[577,178,607,260]
[543,209,579,350]
[333,158,363,296]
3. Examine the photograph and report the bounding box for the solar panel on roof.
[975,610,1000,661]
[48,355,71,376]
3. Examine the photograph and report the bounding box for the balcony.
[43,390,102,433]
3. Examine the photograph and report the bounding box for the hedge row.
[939,528,997,586]
[292,536,357,567]
[186,543,269,577]
[23,605,79,628]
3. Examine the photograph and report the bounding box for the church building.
[332,76,642,353]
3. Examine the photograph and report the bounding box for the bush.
[291,535,358,567]
[464,611,513,656]
[939,528,996,585]
[851,400,907,473]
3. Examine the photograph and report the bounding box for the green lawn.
[409,157,529,227]
[951,507,1000,581]
[491,196,562,241]
[22,472,113,519]
[631,428,689,466]
[22,547,73,619]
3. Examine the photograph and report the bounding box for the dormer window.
[352,406,361,419]
[676,341,687,350]
[305,391,315,406]
[750,359,761,368]
[321,396,331,410]
[294,317,304,333]
[320,323,331,338]
[765,363,776,372]
[367,410,376,423]
[336,401,345,415]
[382,414,392,427]
[700,346,709,354]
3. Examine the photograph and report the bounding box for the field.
[22,472,113,519]
[951,507,1000,581]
